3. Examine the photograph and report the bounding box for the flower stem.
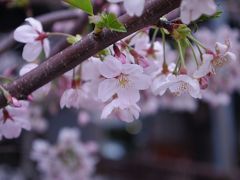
[176,40,186,68]
[47,32,72,37]
[187,39,199,67]
[188,35,207,50]
[151,28,159,48]
[160,28,167,65]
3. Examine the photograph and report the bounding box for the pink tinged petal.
[225,52,236,62]
[129,74,151,90]
[124,0,144,17]
[98,79,118,102]
[1,121,22,139]
[22,42,42,62]
[101,99,119,119]
[43,39,50,58]
[108,0,123,3]
[19,63,38,76]
[25,17,43,32]
[60,89,79,109]
[14,25,38,43]
[117,87,140,104]
[215,42,228,54]
[122,64,143,75]
[193,54,213,78]
[118,109,134,122]
[99,55,122,78]
[203,0,217,15]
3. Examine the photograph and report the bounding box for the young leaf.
[91,13,127,33]
[64,0,94,15]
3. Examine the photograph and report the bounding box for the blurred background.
[0,0,240,179]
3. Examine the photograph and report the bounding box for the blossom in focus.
[152,74,202,99]
[31,128,97,180]
[108,0,145,17]
[98,55,151,104]
[14,17,50,62]
[101,98,141,122]
[194,42,236,78]
[180,0,217,24]
[0,101,31,140]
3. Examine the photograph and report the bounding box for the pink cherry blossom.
[108,0,145,17]
[98,55,151,104]
[0,101,31,140]
[14,17,50,62]
[180,0,217,24]
[194,42,236,78]
[101,98,140,122]
[32,128,97,180]
[152,74,202,99]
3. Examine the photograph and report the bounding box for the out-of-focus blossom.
[19,63,51,99]
[0,101,31,140]
[32,128,97,180]
[108,0,145,17]
[180,0,217,24]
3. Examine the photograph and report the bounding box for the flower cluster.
[31,128,97,180]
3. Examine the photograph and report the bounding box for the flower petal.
[22,42,42,62]
[98,79,118,102]
[14,25,38,43]
[25,17,43,32]
[43,39,50,58]
[99,55,122,78]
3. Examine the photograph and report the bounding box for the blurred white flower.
[0,101,31,140]
[108,0,145,17]
[180,0,217,24]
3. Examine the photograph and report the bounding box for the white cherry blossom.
[180,0,217,24]
[98,55,151,104]
[32,128,97,180]
[108,0,145,17]
[152,74,202,99]
[194,42,236,78]
[14,17,50,62]
[0,101,31,140]
[101,98,140,122]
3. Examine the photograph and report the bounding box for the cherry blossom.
[194,42,236,78]
[14,17,50,62]
[0,101,31,140]
[32,128,97,180]
[60,87,88,109]
[108,0,145,17]
[152,74,202,99]
[98,55,151,104]
[180,0,217,24]
[101,98,140,122]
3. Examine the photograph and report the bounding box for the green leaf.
[64,0,94,15]
[90,13,127,33]
[195,10,223,23]
[67,34,82,44]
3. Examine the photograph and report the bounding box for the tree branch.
[0,0,181,109]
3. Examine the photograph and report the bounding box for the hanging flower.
[14,17,50,62]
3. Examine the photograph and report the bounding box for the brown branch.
[0,0,181,108]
